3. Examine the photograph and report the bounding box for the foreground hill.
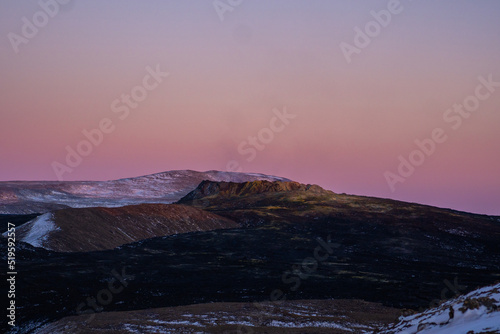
[28,283,500,333]
[36,299,400,334]
[5,181,500,333]
[14,204,237,252]
[0,170,290,214]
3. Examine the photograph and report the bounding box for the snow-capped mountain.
[378,282,500,334]
[0,170,290,214]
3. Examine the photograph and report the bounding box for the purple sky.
[0,0,499,215]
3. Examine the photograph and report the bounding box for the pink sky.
[0,1,499,215]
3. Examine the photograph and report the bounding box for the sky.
[0,0,499,215]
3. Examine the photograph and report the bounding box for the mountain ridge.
[0,170,291,214]
[179,180,329,202]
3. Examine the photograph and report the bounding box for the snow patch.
[21,213,59,248]
[445,228,470,237]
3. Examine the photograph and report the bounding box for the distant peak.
[179,180,328,202]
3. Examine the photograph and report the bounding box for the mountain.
[10,180,328,253]
[12,204,238,252]
[5,180,500,333]
[378,282,500,333]
[0,170,290,214]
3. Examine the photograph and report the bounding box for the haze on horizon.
[0,0,499,215]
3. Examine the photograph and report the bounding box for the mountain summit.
[179,180,328,202]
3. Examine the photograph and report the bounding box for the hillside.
[13,204,238,252]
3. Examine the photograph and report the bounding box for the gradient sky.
[1,0,499,215]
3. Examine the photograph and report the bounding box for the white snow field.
[379,282,500,334]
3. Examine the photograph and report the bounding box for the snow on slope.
[35,299,397,334]
[15,213,59,248]
[378,282,500,334]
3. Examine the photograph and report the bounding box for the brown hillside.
[17,204,238,252]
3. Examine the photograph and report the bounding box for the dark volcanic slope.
[15,204,238,252]
[6,181,500,333]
